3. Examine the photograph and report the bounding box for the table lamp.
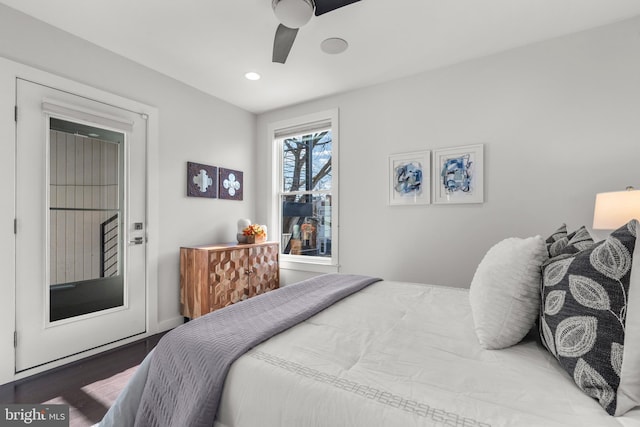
[593,186,640,230]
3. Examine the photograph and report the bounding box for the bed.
[100,222,640,427]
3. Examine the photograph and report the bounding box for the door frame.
[0,56,160,384]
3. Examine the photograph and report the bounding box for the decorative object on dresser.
[218,167,244,200]
[237,218,251,243]
[186,161,218,198]
[242,224,267,244]
[180,242,279,319]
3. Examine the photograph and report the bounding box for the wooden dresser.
[180,242,279,319]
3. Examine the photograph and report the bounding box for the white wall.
[257,16,640,287]
[0,5,256,383]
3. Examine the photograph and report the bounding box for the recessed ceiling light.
[245,72,261,81]
[321,38,348,55]
[88,133,100,138]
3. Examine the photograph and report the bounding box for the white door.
[15,79,147,371]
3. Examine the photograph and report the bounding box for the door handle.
[129,236,145,245]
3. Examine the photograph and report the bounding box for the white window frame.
[269,109,339,273]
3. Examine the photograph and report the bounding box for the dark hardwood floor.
[0,332,167,427]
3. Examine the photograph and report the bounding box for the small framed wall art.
[187,162,217,198]
[219,167,243,200]
[388,151,431,206]
[432,144,484,204]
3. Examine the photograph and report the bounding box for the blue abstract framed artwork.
[432,144,484,204]
[388,151,431,205]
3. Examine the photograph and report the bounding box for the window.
[271,110,338,269]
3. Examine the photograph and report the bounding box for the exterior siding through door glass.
[49,129,120,283]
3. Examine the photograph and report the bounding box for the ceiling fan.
[272,0,360,64]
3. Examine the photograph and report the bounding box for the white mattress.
[214,281,640,427]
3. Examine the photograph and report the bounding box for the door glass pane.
[49,118,125,322]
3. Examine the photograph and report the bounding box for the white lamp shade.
[593,189,640,230]
[273,0,314,28]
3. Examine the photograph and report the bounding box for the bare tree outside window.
[281,130,332,257]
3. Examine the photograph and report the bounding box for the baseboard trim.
[157,316,184,332]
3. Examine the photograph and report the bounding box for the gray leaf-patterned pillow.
[545,224,568,257]
[548,225,595,258]
[539,220,638,415]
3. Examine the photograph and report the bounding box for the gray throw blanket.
[134,273,380,427]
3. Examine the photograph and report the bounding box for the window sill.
[279,258,339,274]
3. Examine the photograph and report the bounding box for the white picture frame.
[388,151,431,206]
[432,144,484,204]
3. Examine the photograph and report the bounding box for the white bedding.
[214,281,640,427]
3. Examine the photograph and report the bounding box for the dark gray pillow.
[548,225,595,258]
[545,223,567,257]
[539,220,638,415]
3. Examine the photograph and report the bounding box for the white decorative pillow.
[469,236,548,350]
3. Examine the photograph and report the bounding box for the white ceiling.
[3,0,640,114]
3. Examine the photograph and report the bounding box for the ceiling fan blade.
[314,0,360,16]
[272,24,299,64]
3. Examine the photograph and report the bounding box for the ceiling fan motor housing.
[272,0,315,29]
